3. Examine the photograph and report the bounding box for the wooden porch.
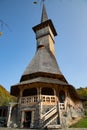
[20,95,57,105]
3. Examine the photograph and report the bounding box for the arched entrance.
[59,90,65,103]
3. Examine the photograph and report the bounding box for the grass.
[70,117,87,128]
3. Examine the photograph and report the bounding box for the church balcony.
[20,95,57,105]
[41,95,57,105]
[20,95,39,104]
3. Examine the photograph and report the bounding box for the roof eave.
[32,19,57,36]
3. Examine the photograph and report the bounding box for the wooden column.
[7,104,13,127]
[19,88,23,104]
[20,111,25,128]
[30,111,34,128]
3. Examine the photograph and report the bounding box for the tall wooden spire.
[19,3,67,83]
[41,4,48,23]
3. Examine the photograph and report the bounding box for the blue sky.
[0,0,87,92]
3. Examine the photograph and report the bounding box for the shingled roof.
[11,4,79,98]
[21,47,62,76]
[20,4,67,83]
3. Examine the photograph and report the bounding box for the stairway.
[41,106,58,128]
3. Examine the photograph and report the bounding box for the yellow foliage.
[0,32,3,36]
[0,85,17,106]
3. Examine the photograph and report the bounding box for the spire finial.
[42,0,45,3]
[40,0,45,5]
[41,1,48,23]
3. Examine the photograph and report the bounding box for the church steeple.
[33,4,57,55]
[41,4,48,23]
[20,3,67,83]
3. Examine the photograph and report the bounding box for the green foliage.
[70,117,87,128]
[77,87,87,116]
[84,109,87,115]
[76,87,87,98]
[0,85,16,106]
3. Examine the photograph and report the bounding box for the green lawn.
[70,117,87,128]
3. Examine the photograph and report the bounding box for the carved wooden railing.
[20,95,39,104]
[20,95,56,105]
[41,95,56,105]
[59,103,65,111]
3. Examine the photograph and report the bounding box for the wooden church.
[9,3,83,129]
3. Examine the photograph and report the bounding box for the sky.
[0,0,87,92]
